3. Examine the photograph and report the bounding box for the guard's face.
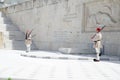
[96,28,101,32]
[96,30,100,33]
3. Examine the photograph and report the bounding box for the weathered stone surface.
[0,32,3,48]
[1,0,120,56]
[83,0,120,32]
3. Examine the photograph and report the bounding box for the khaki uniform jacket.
[25,39,32,45]
[25,33,32,45]
[25,34,32,45]
[92,32,102,48]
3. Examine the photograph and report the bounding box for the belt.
[94,40,101,42]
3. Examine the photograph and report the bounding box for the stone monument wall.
[0,32,3,48]
[1,0,120,56]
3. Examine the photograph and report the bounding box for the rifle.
[91,25,106,39]
[25,28,35,39]
[28,28,34,37]
[100,25,106,31]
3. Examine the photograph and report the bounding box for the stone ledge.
[20,52,120,61]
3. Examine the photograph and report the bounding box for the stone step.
[2,30,24,40]
[4,31,24,36]
[0,12,38,50]
[0,17,4,21]
[0,12,2,17]
[0,19,13,24]
[4,40,37,50]
[0,17,9,21]
[4,34,25,40]
[0,14,13,21]
[0,24,19,31]
[4,40,26,50]
[0,12,6,17]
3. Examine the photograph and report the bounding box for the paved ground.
[0,49,120,80]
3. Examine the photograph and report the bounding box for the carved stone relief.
[7,6,15,13]
[83,0,120,32]
[63,0,78,22]
[33,0,42,8]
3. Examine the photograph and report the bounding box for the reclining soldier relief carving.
[84,0,120,31]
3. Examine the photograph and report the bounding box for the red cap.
[96,27,101,32]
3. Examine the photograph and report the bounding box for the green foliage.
[7,77,12,80]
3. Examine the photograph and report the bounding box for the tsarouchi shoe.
[93,59,100,62]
